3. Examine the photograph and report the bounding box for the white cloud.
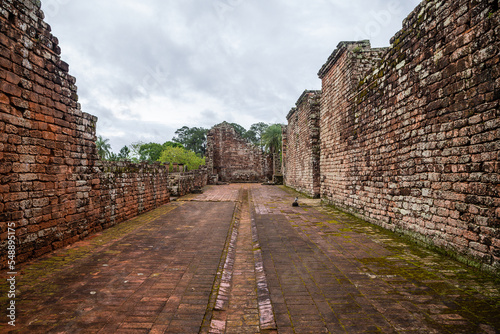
[45,0,422,152]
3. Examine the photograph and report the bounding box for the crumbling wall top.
[317,40,371,79]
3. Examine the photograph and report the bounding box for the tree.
[135,141,183,162]
[249,122,269,148]
[261,124,283,154]
[172,126,207,157]
[118,146,130,160]
[129,141,144,162]
[226,122,269,147]
[158,146,206,171]
[164,141,184,149]
[107,152,119,161]
[242,129,258,145]
[229,123,246,137]
[96,136,111,160]
[138,142,165,162]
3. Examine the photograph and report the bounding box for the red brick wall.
[318,41,386,208]
[319,0,500,272]
[206,122,272,183]
[284,91,321,198]
[95,162,171,231]
[0,0,188,267]
[168,166,208,197]
[1,0,96,264]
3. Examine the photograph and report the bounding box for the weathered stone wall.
[1,0,97,264]
[206,122,272,183]
[96,162,171,231]
[284,90,321,198]
[0,0,178,267]
[168,166,208,197]
[318,0,500,272]
[281,124,288,178]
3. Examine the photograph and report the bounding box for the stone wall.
[206,122,272,183]
[96,162,171,231]
[168,166,208,197]
[0,0,185,267]
[283,90,321,198]
[1,0,96,264]
[318,0,500,272]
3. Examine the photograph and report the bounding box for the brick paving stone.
[208,185,264,334]
[0,197,236,333]
[1,184,499,334]
[251,185,500,333]
[179,185,240,203]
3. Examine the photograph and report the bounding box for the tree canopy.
[172,126,207,157]
[261,124,283,154]
[248,122,269,149]
[229,123,246,137]
[225,122,270,149]
[158,146,206,171]
[134,141,182,162]
[96,136,111,160]
[118,146,130,160]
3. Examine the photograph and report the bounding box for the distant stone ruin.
[206,122,272,183]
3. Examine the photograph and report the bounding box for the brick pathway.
[1,195,236,333]
[251,185,500,333]
[206,186,262,334]
[1,184,499,333]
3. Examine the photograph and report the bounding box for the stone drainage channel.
[201,187,277,334]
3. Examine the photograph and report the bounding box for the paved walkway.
[1,184,499,333]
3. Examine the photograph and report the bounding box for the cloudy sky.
[43,0,422,152]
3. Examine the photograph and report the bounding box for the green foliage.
[249,122,269,148]
[352,46,363,53]
[158,146,206,171]
[96,136,111,160]
[262,124,283,154]
[107,152,119,161]
[227,122,270,148]
[250,122,269,136]
[129,142,143,162]
[229,123,246,137]
[243,129,258,144]
[140,142,165,161]
[128,141,183,162]
[172,126,207,157]
[118,146,130,160]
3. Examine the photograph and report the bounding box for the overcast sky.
[43,0,422,152]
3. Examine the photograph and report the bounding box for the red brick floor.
[1,184,499,333]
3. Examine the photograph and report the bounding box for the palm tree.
[262,124,284,176]
[96,135,111,160]
[250,122,269,149]
[262,124,283,154]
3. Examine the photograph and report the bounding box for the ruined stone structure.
[168,165,208,197]
[2,0,499,274]
[0,0,207,267]
[206,122,272,183]
[285,0,500,272]
[283,90,321,198]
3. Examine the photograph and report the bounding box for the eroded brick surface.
[1,198,235,333]
[283,91,321,198]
